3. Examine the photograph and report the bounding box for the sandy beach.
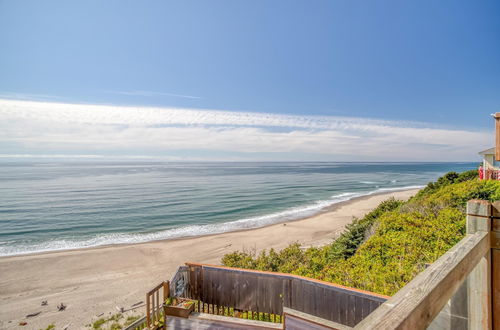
[0,188,419,329]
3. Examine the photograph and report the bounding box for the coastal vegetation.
[39,325,55,330]
[86,313,140,330]
[222,170,495,296]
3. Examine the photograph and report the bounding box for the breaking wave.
[0,185,421,257]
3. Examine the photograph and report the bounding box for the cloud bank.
[0,99,489,161]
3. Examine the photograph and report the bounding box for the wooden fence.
[183,262,387,327]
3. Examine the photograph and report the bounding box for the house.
[479,147,497,171]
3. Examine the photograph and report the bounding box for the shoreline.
[0,186,422,259]
[0,188,419,329]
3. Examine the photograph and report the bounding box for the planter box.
[164,298,195,318]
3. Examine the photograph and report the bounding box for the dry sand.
[0,188,419,329]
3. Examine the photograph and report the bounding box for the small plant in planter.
[164,297,195,318]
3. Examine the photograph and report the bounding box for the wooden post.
[152,290,156,325]
[163,281,170,301]
[495,113,500,161]
[467,200,492,330]
[163,279,170,322]
[491,201,500,329]
[155,289,159,324]
[146,292,151,328]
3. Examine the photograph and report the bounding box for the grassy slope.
[222,170,500,296]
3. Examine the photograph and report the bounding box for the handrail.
[354,231,490,329]
[146,281,169,329]
[283,307,352,330]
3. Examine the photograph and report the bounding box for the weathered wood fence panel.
[185,263,387,327]
[284,277,385,327]
[190,264,286,315]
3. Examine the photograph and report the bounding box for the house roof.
[479,147,495,155]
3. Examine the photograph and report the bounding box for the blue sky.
[0,0,499,161]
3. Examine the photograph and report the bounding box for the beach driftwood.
[26,311,41,317]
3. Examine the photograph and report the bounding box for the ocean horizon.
[0,161,477,257]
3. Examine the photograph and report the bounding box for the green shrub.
[455,169,479,183]
[222,198,402,278]
[415,169,479,198]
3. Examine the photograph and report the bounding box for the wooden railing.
[354,199,499,329]
[146,281,169,329]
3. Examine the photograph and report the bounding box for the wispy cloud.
[0,91,64,101]
[0,99,490,161]
[106,90,202,99]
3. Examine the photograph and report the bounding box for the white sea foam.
[0,185,423,257]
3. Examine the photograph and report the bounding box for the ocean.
[0,161,477,257]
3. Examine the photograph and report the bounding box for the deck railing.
[354,199,498,329]
[482,169,500,180]
[146,281,169,328]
